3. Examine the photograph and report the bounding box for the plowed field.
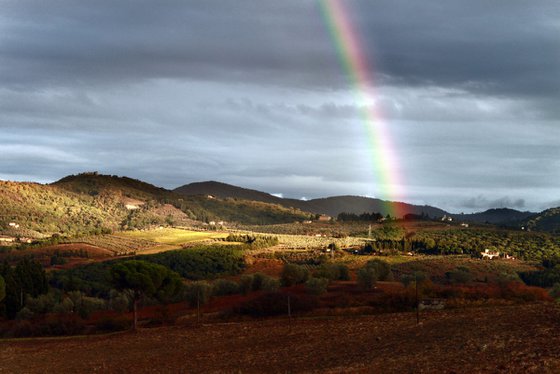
[1,303,559,373]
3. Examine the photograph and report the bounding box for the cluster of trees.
[183,195,312,225]
[51,245,246,297]
[224,234,279,249]
[355,228,560,262]
[357,259,393,289]
[337,212,384,222]
[519,257,560,288]
[0,258,48,318]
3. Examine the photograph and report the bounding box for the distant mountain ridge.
[2,173,554,236]
[450,208,534,225]
[522,208,560,234]
[174,181,447,218]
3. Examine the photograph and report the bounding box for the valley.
[1,173,560,373]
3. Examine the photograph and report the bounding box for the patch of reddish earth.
[2,303,560,373]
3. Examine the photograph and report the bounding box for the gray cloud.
[0,0,559,213]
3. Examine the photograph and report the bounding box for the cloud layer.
[1,0,559,212]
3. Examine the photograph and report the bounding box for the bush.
[212,279,240,296]
[305,277,329,295]
[234,292,318,317]
[281,264,309,287]
[401,272,427,287]
[364,259,392,281]
[357,267,377,290]
[550,283,560,300]
[238,273,280,294]
[445,268,473,284]
[261,277,280,292]
[184,281,212,307]
[16,307,34,320]
[95,315,131,332]
[239,275,255,295]
[26,293,57,314]
[108,289,131,312]
[314,263,350,281]
[52,298,74,314]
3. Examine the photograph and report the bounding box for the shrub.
[261,277,280,292]
[364,259,392,281]
[184,281,212,307]
[251,273,267,291]
[52,298,74,314]
[401,272,427,287]
[305,277,329,295]
[234,292,318,317]
[108,289,131,312]
[357,267,377,290]
[550,283,560,300]
[25,293,57,314]
[212,279,240,296]
[238,273,280,294]
[281,264,309,287]
[239,274,255,295]
[95,315,131,332]
[445,268,473,284]
[314,263,350,281]
[16,307,34,320]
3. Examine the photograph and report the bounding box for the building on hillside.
[481,248,500,259]
[8,222,20,228]
[318,215,332,222]
[0,236,15,245]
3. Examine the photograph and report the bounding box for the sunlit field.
[115,227,227,246]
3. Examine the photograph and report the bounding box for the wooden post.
[197,289,201,323]
[415,273,420,325]
[133,298,138,330]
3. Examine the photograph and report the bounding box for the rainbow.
[319,0,405,218]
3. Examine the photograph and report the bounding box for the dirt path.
[1,303,559,373]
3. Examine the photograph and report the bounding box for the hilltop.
[0,173,313,236]
[522,207,560,234]
[175,181,447,218]
[450,208,534,225]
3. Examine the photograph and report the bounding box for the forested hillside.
[0,173,315,236]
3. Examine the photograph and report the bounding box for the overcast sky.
[1,0,559,213]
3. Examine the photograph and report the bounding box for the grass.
[115,228,227,246]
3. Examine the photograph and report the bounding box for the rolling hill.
[175,181,447,218]
[0,173,315,236]
[450,208,535,225]
[522,207,560,234]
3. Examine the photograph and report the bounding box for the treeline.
[355,228,560,261]
[50,245,245,297]
[225,234,279,249]
[0,258,48,319]
[519,256,560,288]
[337,212,384,222]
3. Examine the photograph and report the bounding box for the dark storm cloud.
[1,0,559,212]
[461,196,526,210]
[2,0,557,99]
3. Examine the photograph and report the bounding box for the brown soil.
[2,303,559,373]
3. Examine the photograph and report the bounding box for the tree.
[357,267,377,289]
[0,275,5,303]
[111,260,183,330]
[281,264,309,287]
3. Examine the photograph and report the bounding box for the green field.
[115,228,227,245]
